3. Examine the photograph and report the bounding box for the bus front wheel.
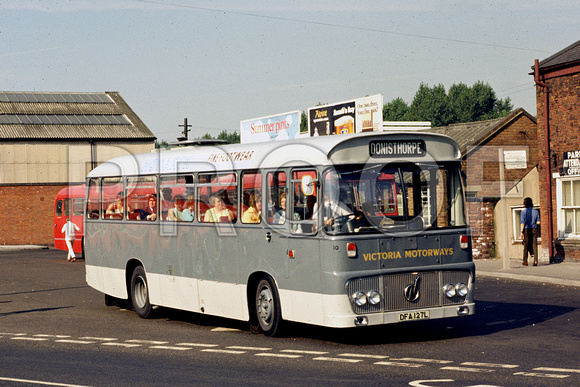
[255,276,282,336]
[130,266,153,319]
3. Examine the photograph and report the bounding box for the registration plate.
[399,310,430,321]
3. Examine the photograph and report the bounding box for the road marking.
[281,349,328,355]
[409,380,455,387]
[80,336,118,341]
[256,353,302,359]
[227,345,271,351]
[11,337,49,341]
[125,339,168,345]
[211,327,241,332]
[150,345,192,351]
[375,361,423,368]
[34,334,71,339]
[513,371,570,379]
[102,342,142,348]
[313,357,363,363]
[0,376,90,387]
[461,362,519,369]
[533,367,580,374]
[0,333,26,336]
[339,353,388,359]
[441,366,495,373]
[176,343,219,348]
[55,339,95,345]
[201,349,246,354]
[391,357,453,364]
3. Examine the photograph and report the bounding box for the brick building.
[0,91,156,246]
[425,108,539,259]
[533,40,580,263]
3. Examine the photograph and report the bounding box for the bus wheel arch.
[127,260,153,319]
[249,273,283,337]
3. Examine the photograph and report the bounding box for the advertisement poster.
[308,94,383,136]
[240,111,302,144]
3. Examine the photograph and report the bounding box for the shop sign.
[562,150,580,176]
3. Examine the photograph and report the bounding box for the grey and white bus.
[84,132,474,336]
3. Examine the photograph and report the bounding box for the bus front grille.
[346,270,471,314]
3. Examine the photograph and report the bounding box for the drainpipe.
[534,59,554,262]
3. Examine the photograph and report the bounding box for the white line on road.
[441,366,495,373]
[391,357,453,364]
[313,357,363,363]
[79,337,118,341]
[338,353,388,359]
[513,371,570,379]
[55,339,95,345]
[176,343,219,347]
[150,345,192,351]
[227,346,271,351]
[461,361,519,369]
[201,349,246,354]
[102,342,142,348]
[125,339,168,345]
[281,349,328,355]
[211,327,241,332]
[255,353,302,359]
[533,367,580,374]
[0,376,91,387]
[375,361,423,368]
[34,334,71,339]
[11,337,49,341]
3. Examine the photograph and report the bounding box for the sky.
[1,0,578,143]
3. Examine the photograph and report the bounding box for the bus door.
[287,169,319,280]
[263,170,289,279]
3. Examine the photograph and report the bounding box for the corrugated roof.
[420,108,536,157]
[0,91,156,140]
[538,40,580,70]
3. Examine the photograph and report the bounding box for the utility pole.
[178,118,192,141]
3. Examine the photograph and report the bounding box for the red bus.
[54,185,86,254]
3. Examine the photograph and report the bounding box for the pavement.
[1,245,580,288]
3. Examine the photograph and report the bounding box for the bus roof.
[87,132,461,178]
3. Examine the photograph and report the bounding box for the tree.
[198,130,240,144]
[383,97,410,121]
[384,81,513,127]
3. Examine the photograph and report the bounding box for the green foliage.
[383,81,513,127]
[198,130,240,144]
[155,139,169,149]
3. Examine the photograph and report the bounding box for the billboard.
[240,111,303,144]
[308,94,383,136]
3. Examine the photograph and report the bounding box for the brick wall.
[537,72,580,262]
[0,184,67,246]
[463,113,538,259]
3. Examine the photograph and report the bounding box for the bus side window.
[291,169,317,234]
[56,199,64,217]
[266,171,286,225]
[241,171,262,224]
[86,178,100,219]
[198,172,237,223]
[102,177,124,220]
[127,176,158,221]
[160,175,194,222]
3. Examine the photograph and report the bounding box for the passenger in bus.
[182,194,196,222]
[167,195,185,221]
[106,192,130,219]
[203,194,234,222]
[273,193,286,224]
[242,192,262,223]
[305,195,317,219]
[139,194,157,221]
[161,187,173,217]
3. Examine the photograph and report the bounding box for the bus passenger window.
[291,170,317,234]
[127,176,158,221]
[102,177,125,220]
[241,171,262,224]
[160,175,194,222]
[266,171,286,225]
[198,173,237,223]
[86,178,100,219]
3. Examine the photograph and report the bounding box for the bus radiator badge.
[404,275,421,302]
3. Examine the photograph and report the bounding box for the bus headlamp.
[456,282,468,297]
[367,290,381,305]
[443,283,456,298]
[352,291,367,306]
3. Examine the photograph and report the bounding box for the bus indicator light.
[460,235,469,249]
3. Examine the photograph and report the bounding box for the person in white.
[61,218,80,262]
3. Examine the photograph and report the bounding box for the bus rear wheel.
[130,266,153,319]
[255,276,282,337]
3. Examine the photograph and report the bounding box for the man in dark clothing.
[520,197,540,266]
